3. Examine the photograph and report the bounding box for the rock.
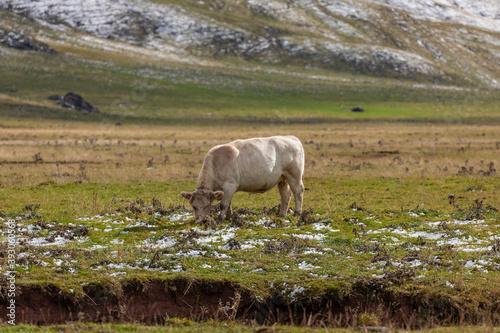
[51,93,100,113]
[344,107,365,112]
[48,94,62,101]
[0,29,57,54]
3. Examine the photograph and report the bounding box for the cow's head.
[180,188,223,223]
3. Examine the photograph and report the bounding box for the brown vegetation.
[1,121,499,187]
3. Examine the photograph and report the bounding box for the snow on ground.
[371,0,500,32]
[1,209,498,277]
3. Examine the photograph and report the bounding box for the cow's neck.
[196,161,215,190]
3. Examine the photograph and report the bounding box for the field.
[1,36,500,332]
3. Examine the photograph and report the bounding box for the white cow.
[181,135,305,224]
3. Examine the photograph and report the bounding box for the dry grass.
[0,121,498,186]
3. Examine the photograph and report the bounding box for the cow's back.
[226,136,304,192]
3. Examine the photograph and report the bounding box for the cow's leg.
[284,168,304,216]
[225,201,232,220]
[218,184,237,224]
[278,180,292,217]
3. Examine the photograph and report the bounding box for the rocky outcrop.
[0,29,56,54]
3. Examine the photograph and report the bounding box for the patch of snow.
[287,285,306,302]
[175,249,206,257]
[197,228,236,244]
[169,212,192,222]
[110,239,123,245]
[19,224,42,233]
[291,233,326,241]
[212,251,231,259]
[298,261,320,270]
[372,273,386,278]
[125,221,156,228]
[143,236,176,249]
[302,248,325,255]
[171,265,183,272]
[312,223,340,232]
[27,236,72,247]
[450,219,486,225]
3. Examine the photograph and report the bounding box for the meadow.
[0,40,500,331]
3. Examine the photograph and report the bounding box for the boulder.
[0,29,57,54]
[48,92,100,113]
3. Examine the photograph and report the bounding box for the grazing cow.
[181,135,305,224]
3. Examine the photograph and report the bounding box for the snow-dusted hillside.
[373,0,500,31]
[1,0,499,86]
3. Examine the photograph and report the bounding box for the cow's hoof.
[293,211,301,217]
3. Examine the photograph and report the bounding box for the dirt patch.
[230,211,247,228]
[260,204,282,216]
[297,207,319,226]
[198,216,217,229]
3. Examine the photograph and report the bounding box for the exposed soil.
[1,279,499,328]
[1,279,246,325]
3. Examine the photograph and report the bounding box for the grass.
[1,323,499,332]
[1,41,499,124]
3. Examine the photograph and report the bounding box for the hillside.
[1,0,500,88]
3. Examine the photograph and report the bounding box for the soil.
[1,279,499,328]
[1,279,245,325]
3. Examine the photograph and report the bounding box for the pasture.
[0,47,499,331]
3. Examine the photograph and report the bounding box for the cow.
[181,135,305,224]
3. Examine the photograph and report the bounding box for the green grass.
[1,323,499,332]
[1,47,499,125]
[1,177,498,222]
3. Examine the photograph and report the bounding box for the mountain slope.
[1,0,499,87]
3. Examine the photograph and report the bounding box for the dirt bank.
[1,278,499,329]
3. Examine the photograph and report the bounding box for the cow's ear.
[180,191,193,200]
[210,191,224,200]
